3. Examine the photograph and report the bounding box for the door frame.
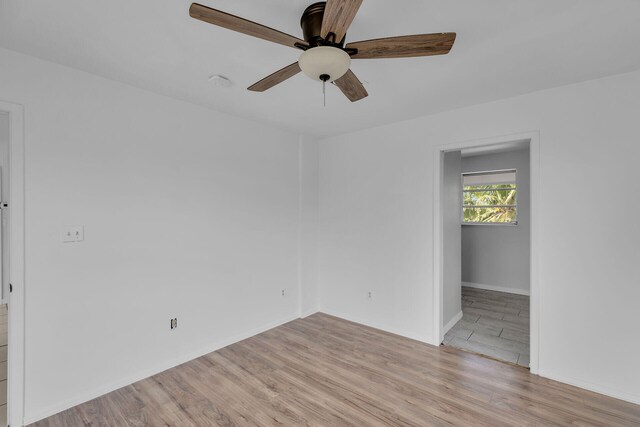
[0,100,25,426]
[432,131,540,374]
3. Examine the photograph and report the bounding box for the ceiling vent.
[208,74,233,88]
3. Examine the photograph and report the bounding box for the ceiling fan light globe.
[298,46,351,82]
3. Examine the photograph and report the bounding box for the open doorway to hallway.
[0,112,10,425]
[0,100,26,427]
[440,140,531,367]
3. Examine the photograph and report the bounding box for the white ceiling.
[2,0,640,138]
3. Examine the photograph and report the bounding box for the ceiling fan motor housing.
[301,2,345,47]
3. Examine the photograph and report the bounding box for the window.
[462,169,517,224]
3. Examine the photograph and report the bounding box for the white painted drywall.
[461,148,530,293]
[317,69,640,403]
[299,135,319,317]
[0,113,8,301]
[0,47,308,423]
[442,151,462,329]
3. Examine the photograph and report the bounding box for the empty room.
[1,0,640,426]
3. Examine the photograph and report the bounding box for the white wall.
[317,134,434,341]
[0,113,8,301]
[318,69,640,403]
[461,148,530,293]
[442,151,462,329]
[299,135,319,317]
[0,47,312,423]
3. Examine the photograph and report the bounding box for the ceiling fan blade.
[189,3,308,50]
[346,33,456,59]
[321,0,363,43]
[333,69,368,102]
[248,62,301,92]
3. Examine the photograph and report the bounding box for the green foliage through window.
[462,174,517,224]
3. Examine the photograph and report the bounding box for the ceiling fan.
[189,1,456,102]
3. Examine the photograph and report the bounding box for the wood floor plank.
[247,333,456,426]
[257,328,518,426]
[31,313,640,426]
[292,315,626,422]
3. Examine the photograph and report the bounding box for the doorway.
[433,133,539,373]
[0,101,26,427]
[0,113,8,424]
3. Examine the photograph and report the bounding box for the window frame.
[461,168,518,226]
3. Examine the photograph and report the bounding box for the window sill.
[462,222,518,227]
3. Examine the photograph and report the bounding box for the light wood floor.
[0,304,7,427]
[33,313,640,426]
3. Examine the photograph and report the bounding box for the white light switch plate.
[62,226,84,243]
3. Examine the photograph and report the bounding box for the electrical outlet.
[281,289,285,296]
[170,318,178,330]
[62,225,84,243]
[368,291,372,300]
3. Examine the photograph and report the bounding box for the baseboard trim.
[319,309,432,345]
[299,308,319,318]
[24,313,300,425]
[462,281,530,296]
[442,310,463,338]
[538,369,640,405]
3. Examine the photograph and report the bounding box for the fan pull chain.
[323,79,326,107]
[320,74,330,107]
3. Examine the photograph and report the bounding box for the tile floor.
[444,286,530,367]
[0,304,6,426]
